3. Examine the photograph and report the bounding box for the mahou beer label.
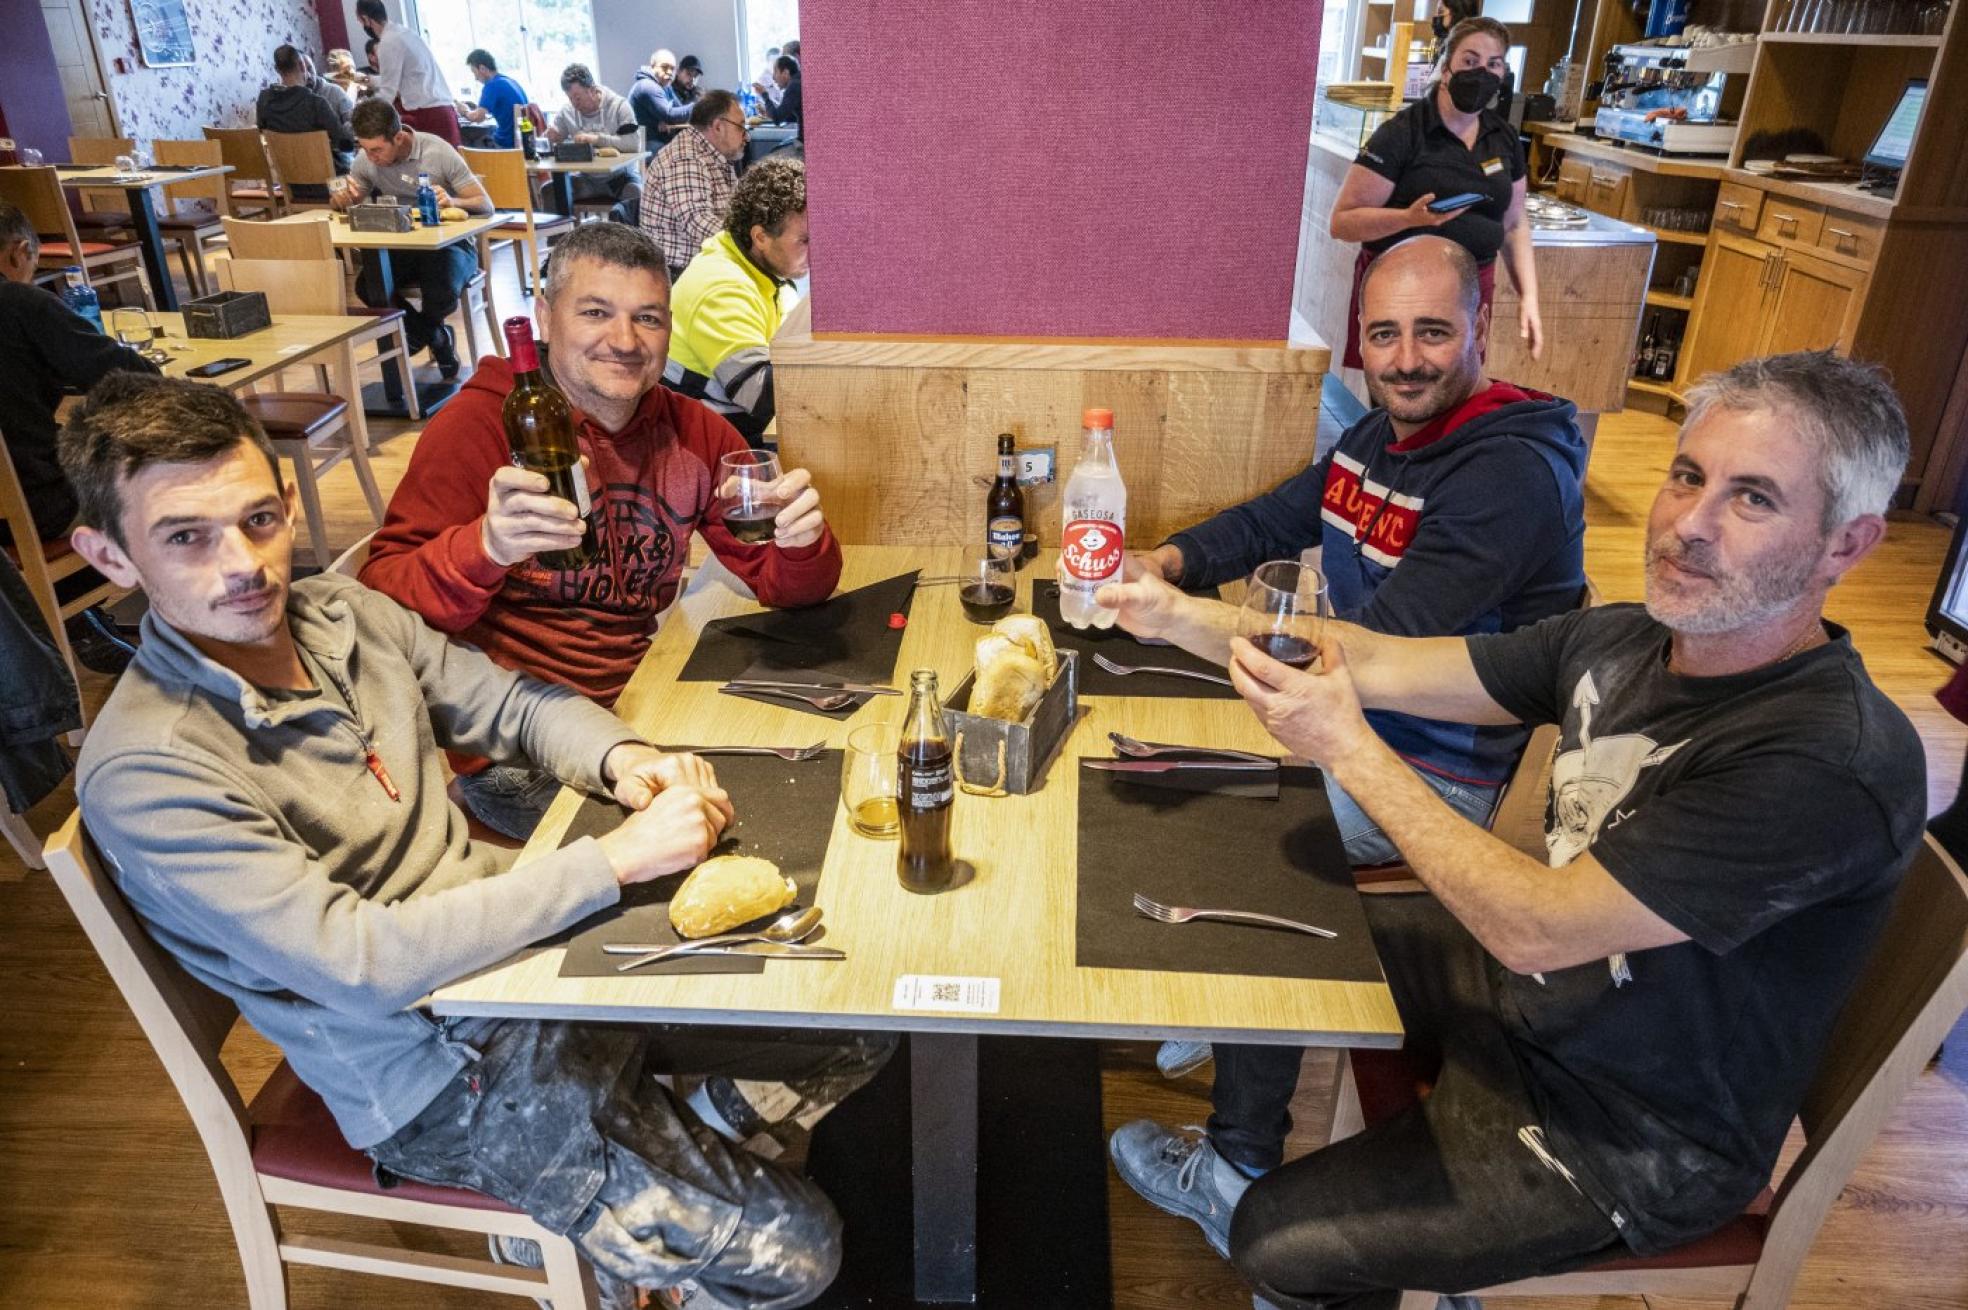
[1062,518,1124,580]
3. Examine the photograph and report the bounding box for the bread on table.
[971,634,1047,723]
[668,854,797,938]
[437,205,469,222]
[991,614,1057,681]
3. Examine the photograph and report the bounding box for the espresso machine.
[1593,38,1752,155]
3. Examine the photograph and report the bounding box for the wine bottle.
[1636,313,1659,379]
[500,317,596,571]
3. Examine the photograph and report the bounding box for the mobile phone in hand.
[1427,192,1486,213]
[185,357,251,379]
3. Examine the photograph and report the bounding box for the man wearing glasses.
[640,90,748,282]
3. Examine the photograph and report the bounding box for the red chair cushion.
[38,241,124,258]
[240,393,348,438]
[248,1061,515,1212]
[1,535,77,568]
[498,214,573,232]
[1349,1049,1773,1275]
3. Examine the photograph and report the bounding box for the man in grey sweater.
[63,374,886,1310]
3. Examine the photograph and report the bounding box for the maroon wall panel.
[801,0,1323,342]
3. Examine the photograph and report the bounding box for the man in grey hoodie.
[63,373,888,1309]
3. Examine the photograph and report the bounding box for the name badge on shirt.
[1481,157,1506,176]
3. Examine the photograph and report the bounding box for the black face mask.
[1447,67,1502,113]
[1431,16,1450,39]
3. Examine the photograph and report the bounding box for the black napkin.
[1034,584,1241,700]
[1075,763,1380,982]
[1085,755,1281,801]
[677,572,920,688]
[548,751,843,977]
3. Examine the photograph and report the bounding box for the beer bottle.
[500,317,596,570]
[897,670,957,894]
[519,113,538,161]
[986,432,1026,569]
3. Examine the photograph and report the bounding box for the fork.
[1133,892,1336,939]
[1108,731,1274,765]
[1092,653,1234,688]
[678,742,828,761]
[720,685,858,711]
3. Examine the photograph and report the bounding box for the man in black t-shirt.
[1097,350,1926,1310]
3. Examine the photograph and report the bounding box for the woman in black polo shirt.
[1328,17,1542,368]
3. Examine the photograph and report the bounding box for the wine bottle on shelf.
[1636,313,1659,379]
[500,317,596,571]
[1652,329,1679,381]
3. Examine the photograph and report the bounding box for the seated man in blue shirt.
[461,48,529,149]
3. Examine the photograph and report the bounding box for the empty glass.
[842,723,901,838]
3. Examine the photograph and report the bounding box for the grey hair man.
[1097,350,1925,1309]
[66,371,882,1310]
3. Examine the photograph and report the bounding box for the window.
[415,0,599,113]
[737,0,799,87]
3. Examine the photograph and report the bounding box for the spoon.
[1108,731,1276,766]
[609,905,824,972]
[720,685,858,711]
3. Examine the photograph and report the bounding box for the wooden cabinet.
[1681,231,1870,382]
[1763,248,1868,356]
[1556,157,1592,205]
[1755,198,1824,248]
[1583,163,1632,221]
[1713,180,1764,236]
[1682,232,1776,385]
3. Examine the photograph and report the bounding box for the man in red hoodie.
[362,223,840,838]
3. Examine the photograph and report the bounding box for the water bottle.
[62,267,103,333]
[1059,407,1127,630]
[416,171,440,226]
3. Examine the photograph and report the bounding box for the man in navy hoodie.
[1109,235,1588,1262]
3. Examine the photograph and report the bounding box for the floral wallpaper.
[91,0,323,145]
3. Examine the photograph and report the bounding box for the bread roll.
[595,146,621,157]
[991,614,1057,682]
[668,854,797,938]
[437,205,468,222]
[971,636,1047,723]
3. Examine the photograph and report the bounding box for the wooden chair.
[260,130,337,210]
[153,138,234,296]
[0,425,129,731]
[40,813,600,1309]
[462,146,573,295]
[0,164,154,308]
[1377,834,1968,1310]
[65,135,138,236]
[218,216,420,421]
[203,127,283,218]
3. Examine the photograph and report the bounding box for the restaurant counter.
[1295,121,1657,422]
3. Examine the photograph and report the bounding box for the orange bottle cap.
[1083,407,1113,428]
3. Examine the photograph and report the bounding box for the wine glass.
[109,307,154,355]
[841,723,901,838]
[1236,560,1330,670]
[956,547,1015,624]
[714,450,786,545]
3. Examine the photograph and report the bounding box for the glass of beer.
[715,450,786,545]
[842,723,901,838]
[957,547,1015,624]
[1237,561,1329,670]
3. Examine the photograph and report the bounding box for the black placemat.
[1075,762,1381,981]
[717,685,874,721]
[1086,758,1281,800]
[677,572,920,686]
[549,751,843,977]
[1033,584,1241,700]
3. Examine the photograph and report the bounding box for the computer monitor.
[1926,512,1968,663]
[1864,78,1927,172]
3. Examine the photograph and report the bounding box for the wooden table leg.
[337,340,385,521]
[911,1031,978,1304]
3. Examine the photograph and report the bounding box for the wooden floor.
[3,261,1965,1308]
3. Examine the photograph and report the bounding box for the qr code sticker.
[892,975,1001,1014]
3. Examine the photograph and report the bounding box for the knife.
[1083,758,1278,774]
[725,679,901,696]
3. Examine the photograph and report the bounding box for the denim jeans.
[356,244,478,351]
[453,763,561,841]
[1326,767,1499,867]
[368,1018,895,1308]
[1227,896,1622,1310]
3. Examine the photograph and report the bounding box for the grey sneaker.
[1109,1120,1249,1258]
[486,1235,548,1310]
[1156,1038,1214,1079]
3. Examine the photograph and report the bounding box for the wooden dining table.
[430,544,1401,1303]
[52,163,234,312]
[530,154,641,215]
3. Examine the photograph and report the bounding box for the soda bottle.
[897,670,957,894]
[500,316,596,570]
[519,114,537,161]
[416,171,441,226]
[62,267,103,333]
[986,432,1025,568]
[1059,407,1126,630]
